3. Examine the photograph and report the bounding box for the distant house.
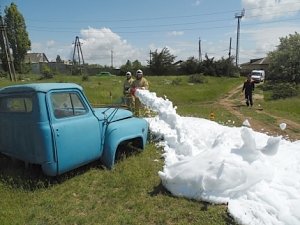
[24,53,49,74]
[24,53,49,64]
[240,57,269,75]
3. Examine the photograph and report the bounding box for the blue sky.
[1,0,300,67]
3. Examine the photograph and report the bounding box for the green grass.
[262,97,300,124]
[147,76,243,125]
[253,84,300,123]
[240,106,277,125]
[148,76,242,104]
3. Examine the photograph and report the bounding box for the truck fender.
[101,118,148,168]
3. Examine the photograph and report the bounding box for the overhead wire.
[25,1,300,24]
[27,16,300,35]
[21,1,300,63]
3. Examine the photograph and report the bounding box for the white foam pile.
[135,89,300,225]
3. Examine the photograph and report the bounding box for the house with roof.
[24,53,49,64]
[24,53,49,74]
[240,57,269,75]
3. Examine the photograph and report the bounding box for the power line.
[26,10,300,32]
[27,16,300,35]
[24,2,300,24]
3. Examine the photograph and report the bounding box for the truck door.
[48,90,102,174]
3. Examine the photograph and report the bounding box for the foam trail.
[135,89,300,225]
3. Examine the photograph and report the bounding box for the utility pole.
[72,36,84,65]
[0,16,16,81]
[228,37,232,59]
[198,37,202,62]
[111,50,113,68]
[72,36,84,74]
[149,50,152,66]
[235,9,245,67]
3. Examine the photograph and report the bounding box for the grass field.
[0,74,299,225]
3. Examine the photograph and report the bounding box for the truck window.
[51,92,87,118]
[251,72,261,76]
[0,96,33,113]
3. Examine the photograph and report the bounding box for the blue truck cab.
[0,83,148,176]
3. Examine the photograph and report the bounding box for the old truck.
[0,83,149,176]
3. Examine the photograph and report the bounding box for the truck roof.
[0,83,83,94]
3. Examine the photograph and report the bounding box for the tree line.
[120,47,239,77]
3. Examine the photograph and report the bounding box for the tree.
[202,54,216,76]
[268,32,300,84]
[149,47,176,75]
[214,56,239,77]
[179,56,199,74]
[120,59,143,76]
[4,3,31,73]
[56,55,62,63]
[120,60,132,75]
[132,60,142,72]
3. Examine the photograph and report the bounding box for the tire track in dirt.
[218,84,300,141]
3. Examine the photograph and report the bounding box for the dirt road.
[218,84,300,141]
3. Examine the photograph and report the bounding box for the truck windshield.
[251,72,261,76]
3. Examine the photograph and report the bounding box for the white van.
[251,70,265,83]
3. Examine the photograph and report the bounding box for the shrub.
[40,64,54,79]
[270,82,298,99]
[0,71,8,78]
[82,74,89,81]
[188,73,207,84]
[171,77,182,85]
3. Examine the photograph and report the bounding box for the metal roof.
[0,83,83,94]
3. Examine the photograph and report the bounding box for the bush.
[82,74,89,81]
[171,77,182,85]
[188,74,207,84]
[40,64,54,79]
[262,83,274,91]
[0,71,8,78]
[269,82,298,99]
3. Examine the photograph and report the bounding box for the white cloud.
[78,27,143,67]
[167,31,184,36]
[30,42,42,52]
[31,40,73,62]
[32,27,145,66]
[239,23,299,63]
[46,40,56,48]
[242,0,300,20]
[194,0,202,6]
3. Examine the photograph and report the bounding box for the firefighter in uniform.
[123,71,135,111]
[131,69,149,116]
